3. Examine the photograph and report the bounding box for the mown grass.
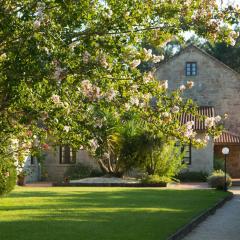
[0,187,229,240]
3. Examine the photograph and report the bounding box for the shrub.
[141,174,172,184]
[64,163,103,180]
[120,131,185,179]
[176,171,208,182]
[0,159,17,196]
[214,157,224,171]
[207,170,232,190]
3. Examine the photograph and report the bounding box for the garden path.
[183,187,240,240]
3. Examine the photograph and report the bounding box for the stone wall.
[43,147,99,182]
[186,133,214,174]
[214,145,240,178]
[155,45,240,135]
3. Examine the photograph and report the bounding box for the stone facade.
[214,145,240,178]
[155,45,240,175]
[42,147,99,182]
[188,134,214,174]
[155,45,240,135]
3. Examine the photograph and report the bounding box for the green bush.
[176,171,208,182]
[207,170,232,190]
[0,159,17,196]
[64,163,103,180]
[141,175,172,184]
[214,157,224,171]
[120,130,185,179]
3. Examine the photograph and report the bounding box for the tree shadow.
[0,188,226,240]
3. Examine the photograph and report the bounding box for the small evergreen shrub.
[0,159,17,196]
[207,170,232,190]
[176,171,208,182]
[64,163,103,180]
[141,174,172,184]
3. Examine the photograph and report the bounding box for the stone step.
[232,179,240,186]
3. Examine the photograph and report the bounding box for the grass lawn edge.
[167,191,234,240]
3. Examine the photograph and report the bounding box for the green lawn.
[0,187,229,240]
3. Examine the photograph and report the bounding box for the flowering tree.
[0,1,239,179]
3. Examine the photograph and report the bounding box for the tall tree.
[0,0,238,177]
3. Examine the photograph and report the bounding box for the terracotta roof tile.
[180,106,214,131]
[214,131,240,145]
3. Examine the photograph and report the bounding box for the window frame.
[185,62,197,76]
[181,141,192,165]
[59,145,77,164]
[30,155,35,165]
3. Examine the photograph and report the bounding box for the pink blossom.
[51,94,61,104]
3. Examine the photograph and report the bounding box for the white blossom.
[160,80,168,90]
[162,112,170,118]
[51,94,61,104]
[103,9,113,18]
[54,66,63,80]
[205,135,210,142]
[143,72,154,83]
[152,54,164,63]
[196,138,202,143]
[186,121,195,130]
[179,85,186,91]
[94,119,103,128]
[63,126,71,133]
[224,113,228,119]
[99,55,108,68]
[33,20,41,29]
[130,96,139,106]
[205,117,215,128]
[0,53,7,59]
[83,51,91,64]
[89,139,99,151]
[125,103,131,110]
[130,59,141,69]
[215,115,221,122]
[186,81,194,89]
[171,106,180,114]
[106,88,118,101]
[143,48,152,61]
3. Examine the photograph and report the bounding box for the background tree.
[0,1,239,185]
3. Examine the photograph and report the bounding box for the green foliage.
[120,130,185,178]
[207,170,232,190]
[64,163,103,180]
[176,171,208,182]
[0,158,17,196]
[0,1,237,191]
[141,175,172,184]
[204,41,240,73]
[214,157,225,171]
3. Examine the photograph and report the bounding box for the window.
[30,156,35,165]
[185,62,197,76]
[59,146,76,164]
[181,142,192,165]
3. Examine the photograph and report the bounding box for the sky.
[218,0,240,7]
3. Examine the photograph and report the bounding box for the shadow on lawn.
[0,188,212,210]
[1,189,214,211]
[0,189,225,240]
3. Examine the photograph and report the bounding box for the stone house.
[25,148,99,183]
[155,45,240,177]
[25,44,240,182]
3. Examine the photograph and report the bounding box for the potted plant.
[17,168,32,186]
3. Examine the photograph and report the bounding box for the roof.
[180,106,214,131]
[214,131,240,145]
[157,44,240,77]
